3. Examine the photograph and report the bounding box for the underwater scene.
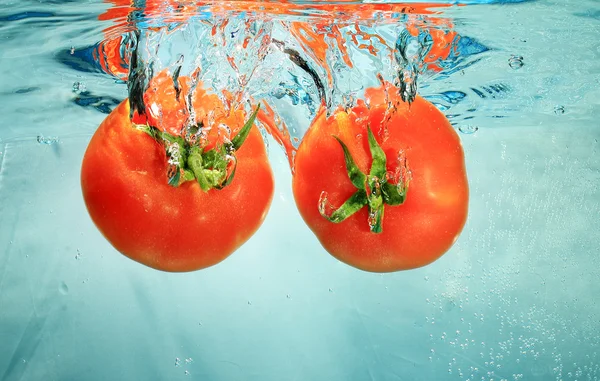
[0,0,599,380]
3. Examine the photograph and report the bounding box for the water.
[1,0,599,380]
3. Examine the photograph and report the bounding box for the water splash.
[80,3,495,170]
[394,27,433,103]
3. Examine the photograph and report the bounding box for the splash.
[92,1,482,167]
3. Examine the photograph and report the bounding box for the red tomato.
[81,77,274,272]
[292,83,469,272]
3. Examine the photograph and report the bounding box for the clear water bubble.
[175,358,181,367]
[554,105,565,115]
[459,125,479,134]
[508,55,524,69]
[37,135,59,145]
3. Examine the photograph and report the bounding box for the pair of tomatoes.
[81,73,468,273]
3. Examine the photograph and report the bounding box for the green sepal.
[135,104,261,192]
[320,191,368,223]
[229,103,261,152]
[183,170,196,182]
[321,125,409,233]
[381,181,406,206]
[366,126,387,179]
[333,136,366,190]
[202,148,228,172]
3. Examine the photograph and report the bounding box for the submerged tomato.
[292,83,469,272]
[81,79,274,272]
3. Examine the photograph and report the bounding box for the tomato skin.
[81,100,274,272]
[292,87,469,272]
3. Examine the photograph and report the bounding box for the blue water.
[1,1,599,380]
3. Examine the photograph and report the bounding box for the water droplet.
[59,282,69,295]
[328,288,334,293]
[75,249,82,260]
[459,125,479,134]
[37,135,59,145]
[367,210,380,232]
[184,370,190,376]
[508,55,524,69]
[185,358,193,364]
[318,191,340,220]
[424,276,430,281]
[553,105,565,115]
[175,358,181,367]
[247,301,252,305]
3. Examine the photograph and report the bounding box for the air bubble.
[37,135,59,145]
[508,55,524,69]
[554,105,565,115]
[459,125,479,134]
[72,81,86,93]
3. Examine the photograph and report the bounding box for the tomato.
[292,83,468,272]
[81,74,274,272]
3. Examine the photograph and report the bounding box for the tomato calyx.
[319,125,410,233]
[136,104,261,191]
